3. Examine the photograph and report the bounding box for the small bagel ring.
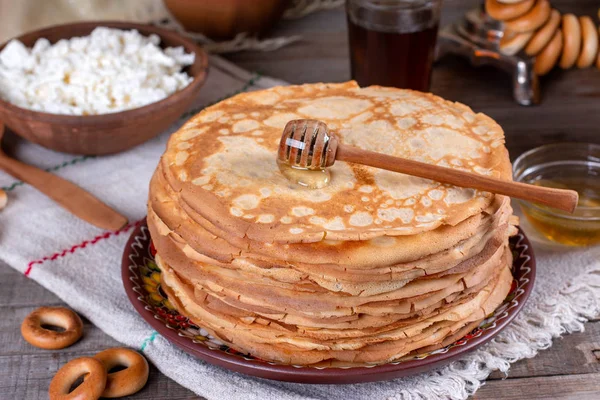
[94,348,149,398]
[49,357,107,400]
[504,0,551,33]
[597,27,600,70]
[21,307,83,350]
[485,0,535,21]
[0,188,7,210]
[576,16,598,68]
[525,9,561,56]
[535,29,563,76]
[500,31,533,55]
[559,14,581,69]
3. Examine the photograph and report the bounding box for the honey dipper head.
[277,119,338,170]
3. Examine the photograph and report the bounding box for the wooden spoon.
[0,124,128,230]
[278,119,579,213]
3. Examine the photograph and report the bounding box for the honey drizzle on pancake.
[277,160,331,189]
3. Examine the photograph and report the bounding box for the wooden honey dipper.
[277,119,579,213]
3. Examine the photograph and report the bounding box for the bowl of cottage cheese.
[0,21,208,155]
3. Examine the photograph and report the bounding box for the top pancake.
[161,81,510,243]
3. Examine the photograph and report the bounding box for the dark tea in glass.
[346,0,442,91]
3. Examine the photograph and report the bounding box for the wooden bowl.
[164,0,291,40]
[0,21,208,155]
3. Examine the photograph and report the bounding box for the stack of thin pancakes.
[148,82,518,366]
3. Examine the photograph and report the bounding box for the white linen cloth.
[1,56,599,400]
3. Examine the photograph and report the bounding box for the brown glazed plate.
[122,219,536,384]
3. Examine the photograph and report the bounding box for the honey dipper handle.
[335,144,579,213]
[0,154,128,231]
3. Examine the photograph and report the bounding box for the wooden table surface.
[2,1,600,399]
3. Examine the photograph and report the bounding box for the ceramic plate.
[122,219,535,384]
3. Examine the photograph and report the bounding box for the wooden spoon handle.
[336,144,579,213]
[0,155,128,231]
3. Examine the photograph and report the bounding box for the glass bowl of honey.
[513,143,600,246]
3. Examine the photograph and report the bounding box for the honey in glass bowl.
[513,143,600,246]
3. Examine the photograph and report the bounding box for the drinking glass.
[346,0,443,91]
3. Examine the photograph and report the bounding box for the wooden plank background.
[1,0,599,398]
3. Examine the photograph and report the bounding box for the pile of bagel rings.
[486,0,599,75]
[21,306,149,400]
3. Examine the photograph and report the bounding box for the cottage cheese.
[0,27,195,115]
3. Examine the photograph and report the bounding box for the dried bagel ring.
[504,0,551,33]
[525,9,561,56]
[49,357,107,400]
[576,16,598,68]
[500,31,534,55]
[485,0,535,21]
[93,348,149,398]
[559,14,582,69]
[0,189,6,210]
[21,306,83,350]
[535,29,563,76]
[597,27,600,70]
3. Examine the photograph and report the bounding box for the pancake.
[149,166,511,268]
[147,82,518,366]
[159,256,509,340]
[149,199,512,297]
[154,235,509,320]
[159,82,510,243]
[158,257,513,365]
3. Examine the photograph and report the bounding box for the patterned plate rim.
[122,218,536,384]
